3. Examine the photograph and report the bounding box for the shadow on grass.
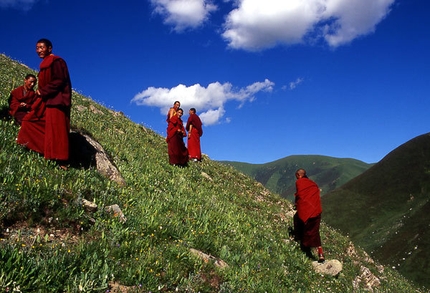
[69,131,97,170]
[0,105,12,122]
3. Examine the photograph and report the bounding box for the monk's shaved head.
[295,168,307,179]
[37,38,52,48]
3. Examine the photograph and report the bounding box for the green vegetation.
[0,54,424,292]
[221,156,372,201]
[323,133,430,289]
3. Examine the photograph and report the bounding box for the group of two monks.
[166,101,203,166]
[9,38,71,170]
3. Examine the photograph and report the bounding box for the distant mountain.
[220,155,372,201]
[322,133,430,288]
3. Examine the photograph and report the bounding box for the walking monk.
[293,168,325,262]
[17,38,72,169]
[186,108,203,162]
[8,74,37,125]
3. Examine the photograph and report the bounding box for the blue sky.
[1,0,429,164]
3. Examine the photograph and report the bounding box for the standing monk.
[8,74,37,125]
[167,101,180,122]
[293,168,325,262]
[166,108,188,166]
[166,101,180,138]
[186,108,203,162]
[17,38,72,169]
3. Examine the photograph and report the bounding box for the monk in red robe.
[186,108,203,162]
[166,108,188,166]
[166,101,180,123]
[17,38,72,169]
[293,168,325,262]
[8,74,37,125]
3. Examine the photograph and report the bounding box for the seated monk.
[8,74,37,125]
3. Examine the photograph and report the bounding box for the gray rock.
[312,259,343,277]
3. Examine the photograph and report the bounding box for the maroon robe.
[8,85,37,125]
[294,177,323,247]
[186,113,203,161]
[17,54,72,161]
[166,115,188,165]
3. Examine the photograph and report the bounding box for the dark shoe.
[318,253,325,263]
[288,226,295,238]
[301,246,316,260]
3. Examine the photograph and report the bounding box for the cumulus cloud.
[0,0,38,10]
[131,79,274,125]
[222,0,395,50]
[150,0,395,50]
[150,0,217,31]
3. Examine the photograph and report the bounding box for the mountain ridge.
[322,132,430,288]
[220,155,372,200]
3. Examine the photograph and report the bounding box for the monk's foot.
[59,165,68,171]
[55,160,69,171]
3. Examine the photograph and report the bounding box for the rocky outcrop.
[190,248,229,269]
[80,199,127,223]
[69,131,126,186]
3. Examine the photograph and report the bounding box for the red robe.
[295,177,322,223]
[17,54,72,161]
[294,177,323,247]
[186,113,203,160]
[8,85,37,125]
[166,115,188,165]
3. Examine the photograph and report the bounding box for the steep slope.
[322,133,430,288]
[221,155,372,200]
[0,54,423,292]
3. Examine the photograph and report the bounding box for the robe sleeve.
[40,58,72,107]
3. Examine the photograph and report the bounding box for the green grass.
[0,53,424,292]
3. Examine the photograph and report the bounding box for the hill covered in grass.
[0,54,424,292]
[221,156,372,201]
[322,133,430,289]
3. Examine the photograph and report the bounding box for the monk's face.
[36,42,52,59]
[24,77,37,91]
[177,110,183,117]
[174,102,180,110]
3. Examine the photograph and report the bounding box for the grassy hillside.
[322,133,430,289]
[221,156,372,201]
[0,54,424,292]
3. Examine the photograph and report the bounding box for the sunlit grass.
[0,54,425,292]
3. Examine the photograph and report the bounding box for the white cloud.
[289,78,303,90]
[0,0,38,10]
[199,108,226,125]
[131,79,274,125]
[321,0,395,47]
[222,0,395,50]
[150,0,395,50]
[150,0,217,31]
